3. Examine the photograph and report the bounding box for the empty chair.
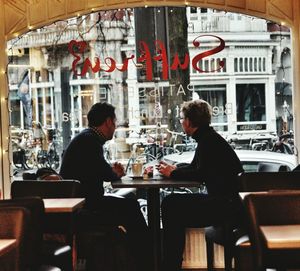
[11,180,82,199]
[11,180,82,271]
[238,171,300,192]
[244,191,300,270]
[11,179,82,233]
[205,171,300,271]
[235,171,300,270]
[0,206,29,271]
[74,209,135,271]
[0,198,61,271]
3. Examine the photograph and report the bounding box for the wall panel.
[3,0,295,40]
[48,0,66,20]
[248,0,266,13]
[28,0,47,25]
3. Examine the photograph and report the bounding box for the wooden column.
[0,0,11,198]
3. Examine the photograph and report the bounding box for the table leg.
[72,235,77,270]
[147,188,161,271]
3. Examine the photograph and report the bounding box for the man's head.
[87,102,116,140]
[180,99,212,135]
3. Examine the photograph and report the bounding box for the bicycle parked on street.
[12,128,61,171]
[227,131,297,156]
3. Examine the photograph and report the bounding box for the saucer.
[129,175,143,179]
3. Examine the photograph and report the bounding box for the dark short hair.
[22,168,60,180]
[181,99,212,127]
[36,168,58,179]
[87,102,116,127]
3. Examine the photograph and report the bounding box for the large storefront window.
[6,7,293,172]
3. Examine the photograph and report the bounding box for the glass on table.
[131,162,143,177]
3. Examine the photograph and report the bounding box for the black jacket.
[59,128,119,208]
[171,126,243,198]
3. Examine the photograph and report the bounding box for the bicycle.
[271,131,298,155]
[166,129,197,153]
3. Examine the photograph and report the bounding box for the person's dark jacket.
[59,128,119,208]
[171,125,243,198]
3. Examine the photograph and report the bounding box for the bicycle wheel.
[12,151,23,169]
[24,149,35,169]
[138,199,148,224]
[47,148,60,169]
[37,150,48,168]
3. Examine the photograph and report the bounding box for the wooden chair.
[11,180,82,271]
[0,206,29,271]
[0,198,61,271]
[236,171,300,270]
[238,171,300,192]
[11,180,82,199]
[205,171,300,271]
[74,209,134,271]
[244,191,300,270]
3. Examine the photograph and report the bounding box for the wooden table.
[0,239,17,257]
[239,191,300,201]
[260,225,300,249]
[239,191,268,200]
[112,176,201,271]
[43,198,85,213]
[43,198,85,269]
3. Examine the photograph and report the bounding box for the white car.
[162,150,298,172]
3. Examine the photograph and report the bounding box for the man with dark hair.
[60,102,151,270]
[60,102,123,203]
[158,99,243,271]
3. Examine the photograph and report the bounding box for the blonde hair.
[181,99,212,127]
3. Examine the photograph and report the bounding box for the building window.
[211,59,215,72]
[245,58,248,72]
[236,83,266,122]
[259,58,262,72]
[234,58,238,72]
[221,58,226,72]
[239,58,243,72]
[190,7,197,13]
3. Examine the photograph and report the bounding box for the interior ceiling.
[3,0,294,41]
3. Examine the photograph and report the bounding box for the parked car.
[162,150,298,172]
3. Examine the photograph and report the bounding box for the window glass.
[245,58,248,72]
[234,58,238,72]
[190,7,197,13]
[241,162,259,172]
[239,58,243,72]
[6,7,293,173]
[236,83,266,122]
